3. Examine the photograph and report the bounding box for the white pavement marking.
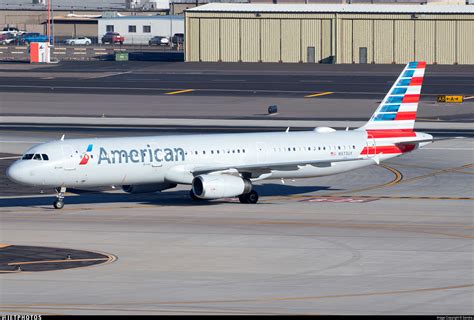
[84,71,132,80]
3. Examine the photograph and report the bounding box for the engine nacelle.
[192,174,252,199]
[122,183,177,194]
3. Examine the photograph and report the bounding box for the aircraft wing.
[191,157,366,176]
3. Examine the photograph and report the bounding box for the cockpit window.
[21,153,50,160]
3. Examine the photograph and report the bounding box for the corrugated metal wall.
[185,12,474,64]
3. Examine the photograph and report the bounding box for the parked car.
[64,36,92,45]
[148,36,169,46]
[0,33,16,45]
[18,32,51,44]
[171,33,184,46]
[1,27,25,36]
[101,32,124,45]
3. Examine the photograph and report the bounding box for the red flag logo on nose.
[79,154,90,165]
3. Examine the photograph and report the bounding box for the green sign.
[115,52,128,61]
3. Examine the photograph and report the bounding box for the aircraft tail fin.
[359,61,426,134]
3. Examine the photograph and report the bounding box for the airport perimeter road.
[0,62,473,99]
[0,138,473,314]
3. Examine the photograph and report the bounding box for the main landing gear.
[238,190,259,204]
[189,189,259,204]
[54,187,66,209]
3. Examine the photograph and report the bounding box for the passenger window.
[42,154,49,160]
[33,154,42,160]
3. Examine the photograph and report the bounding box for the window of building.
[143,25,151,33]
[128,25,137,33]
[106,25,114,32]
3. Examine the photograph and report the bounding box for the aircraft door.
[256,142,267,163]
[61,144,77,171]
[366,134,376,158]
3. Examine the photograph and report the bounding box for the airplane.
[6,61,434,209]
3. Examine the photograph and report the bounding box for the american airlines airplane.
[7,61,434,209]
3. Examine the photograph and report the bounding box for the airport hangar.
[184,3,474,64]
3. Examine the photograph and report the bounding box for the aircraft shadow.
[0,184,334,208]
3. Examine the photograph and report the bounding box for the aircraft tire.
[53,200,64,209]
[238,194,249,204]
[239,191,258,204]
[246,190,259,204]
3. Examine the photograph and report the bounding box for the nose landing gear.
[54,187,66,209]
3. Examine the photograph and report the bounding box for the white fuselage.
[7,130,402,188]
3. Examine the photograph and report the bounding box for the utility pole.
[47,0,50,44]
[51,0,54,45]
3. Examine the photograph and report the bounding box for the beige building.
[185,4,474,64]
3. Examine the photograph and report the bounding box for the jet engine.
[192,174,252,199]
[122,183,177,194]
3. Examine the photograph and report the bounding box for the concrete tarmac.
[0,138,473,314]
[0,61,472,314]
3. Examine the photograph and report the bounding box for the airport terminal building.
[184,4,474,64]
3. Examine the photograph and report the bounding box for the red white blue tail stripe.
[362,61,425,133]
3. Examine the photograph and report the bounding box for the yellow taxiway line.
[304,91,334,98]
[165,89,194,95]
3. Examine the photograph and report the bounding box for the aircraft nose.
[6,162,25,184]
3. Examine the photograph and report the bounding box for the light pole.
[51,0,54,45]
[46,0,54,45]
[47,0,50,43]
